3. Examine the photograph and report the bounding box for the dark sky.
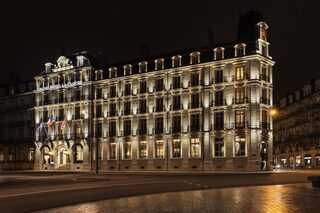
[1,0,320,101]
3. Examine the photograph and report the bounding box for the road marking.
[0,180,182,199]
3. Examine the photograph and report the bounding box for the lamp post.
[82,109,99,174]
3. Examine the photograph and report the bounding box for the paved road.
[0,170,319,213]
[41,183,320,213]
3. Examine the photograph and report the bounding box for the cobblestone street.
[42,183,320,213]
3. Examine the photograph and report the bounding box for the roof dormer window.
[124,64,132,76]
[45,63,53,74]
[190,52,200,65]
[303,85,311,97]
[172,55,181,68]
[155,58,164,70]
[96,70,103,80]
[214,47,224,60]
[109,67,117,78]
[139,61,148,73]
[76,55,87,67]
[234,44,246,57]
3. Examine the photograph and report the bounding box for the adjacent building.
[0,80,35,170]
[273,79,320,169]
[33,9,275,172]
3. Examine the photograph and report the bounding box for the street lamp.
[270,108,277,117]
[82,109,99,174]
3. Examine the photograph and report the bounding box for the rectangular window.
[155,140,164,158]
[109,142,116,159]
[58,108,64,121]
[96,123,102,137]
[215,91,224,106]
[124,83,131,96]
[155,78,164,92]
[235,110,245,128]
[140,81,147,94]
[214,111,224,130]
[96,88,102,99]
[235,87,245,104]
[155,117,163,134]
[235,66,245,81]
[190,113,200,132]
[172,139,181,158]
[139,141,147,159]
[123,142,131,159]
[58,92,64,103]
[261,88,268,104]
[96,105,102,118]
[214,137,224,157]
[75,106,81,119]
[109,103,116,117]
[190,73,199,87]
[173,96,181,110]
[138,118,147,135]
[109,121,117,137]
[124,102,131,115]
[262,110,269,129]
[235,136,246,156]
[215,69,223,83]
[261,66,268,81]
[139,99,147,114]
[156,97,163,112]
[75,90,81,101]
[172,76,181,89]
[110,85,117,98]
[190,138,201,158]
[172,115,181,133]
[123,120,131,136]
[191,93,199,108]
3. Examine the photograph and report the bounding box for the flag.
[47,114,55,126]
[37,121,45,131]
[60,117,68,130]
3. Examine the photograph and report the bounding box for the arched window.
[123,64,132,76]
[190,52,200,64]
[109,67,117,78]
[155,58,164,70]
[172,55,182,67]
[74,144,83,163]
[234,44,246,57]
[214,47,224,60]
[95,70,103,80]
[139,61,148,73]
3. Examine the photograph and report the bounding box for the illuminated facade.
[34,10,275,171]
[273,79,320,169]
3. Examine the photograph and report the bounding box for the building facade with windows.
[33,9,275,171]
[273,78,320,169]
[0,80,35,170]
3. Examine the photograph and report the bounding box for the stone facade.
[273,79,320,169]
[33,9,275,172]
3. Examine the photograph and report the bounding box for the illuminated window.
[123,142,131,159]
[190,52,200,64]
[172,55,182,67]
[139,141,147,159]
[235,110,245,128]
[190,138,201,158]
[155,58,164,70]
[109,142,116,159]
[214,47,224,60]
[139,61,148,73]
[155,140,164,158]
[235,87,245,104]
[172,139,181,158]
[74,144,83,163]
[214,137,224,157]
[235,136,246,156]
[235,66,245,81]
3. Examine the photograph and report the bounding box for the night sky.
[1,0,320,101]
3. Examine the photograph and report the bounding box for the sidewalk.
[41,183,320,213]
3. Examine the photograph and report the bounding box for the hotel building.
[33,9,275,171]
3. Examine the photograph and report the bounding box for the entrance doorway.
[260,141,267,170]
